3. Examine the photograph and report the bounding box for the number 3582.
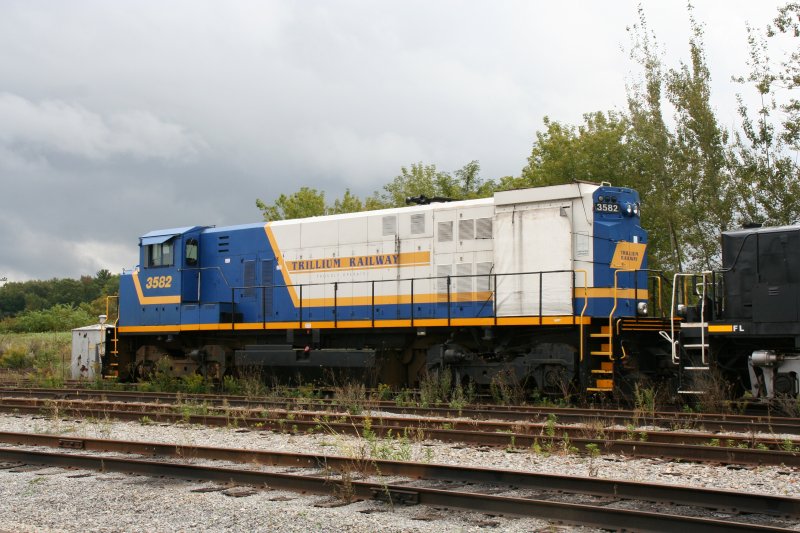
[146,275,172,289]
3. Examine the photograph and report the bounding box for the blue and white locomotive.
[112,182,664,394]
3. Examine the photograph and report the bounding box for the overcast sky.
[0,0,787,281]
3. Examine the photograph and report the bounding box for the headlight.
[633,203,640,216]
[676,304,687,317]
[626,203,633,215]
[637,301,648,316]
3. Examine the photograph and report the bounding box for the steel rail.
[0,400,798,466]
[2,397,798,451]
[1,386,797,435]
[0,447,793,532]
[1,430,797,518]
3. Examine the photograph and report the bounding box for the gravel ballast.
[0,412,797,532]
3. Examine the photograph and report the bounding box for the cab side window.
[185,238,199,266]
[146,241,174,267]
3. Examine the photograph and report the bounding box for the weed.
[585,443,601,476]
[559,433,579,454]
[334,466,356,503]
[633,384,656,418]
[394,389,415,407]
[0,345,31,369]
[140,416,153,425]
[423,446,434,463]
[176,401,210,423]
[582,418,607,441]
[334,382,368,415]
[419,369,452,407]
[772,396,800,417]
[531,439,543,454]
[506,434,517,452]
[544,414,557,438]
[222,375,241,395]
[147,357,179,392]
[689,368,736,413]
[35,372,65,388]
[182,374,212,394]
[376,383,393,401]
[489,369,525,405]
[239,370,269,398]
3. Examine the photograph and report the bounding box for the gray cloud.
[0,93,202,162]
[0,0,785,281]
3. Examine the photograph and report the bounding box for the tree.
[731,2,800,226]
[0,270,120,322]
[454,160,496,198]
[256,187,327,221]
[371,162,461,208]
[625,6,687,272]
[664,7,735,270]
[518,112,632,188]
[367,160,494,208]
[330,189,364,214]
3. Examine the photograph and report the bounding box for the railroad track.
[4,395,800,449]
[1,386,798,436]
[1,397,799,466]
[0,431,796,531]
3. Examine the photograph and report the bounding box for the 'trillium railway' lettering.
[287,252,430,273]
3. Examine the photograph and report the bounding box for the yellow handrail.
[105,295,120,357]
[575,269,589,362]
[648,275,663,317]
[610,269,637,360]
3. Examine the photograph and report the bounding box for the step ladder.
[587,325,615,392]
[659,272,712,395]
[105,296,120,378]
[585,267,638,393]
[677,322,709,395]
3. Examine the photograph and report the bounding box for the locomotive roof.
[139,226,207,239]
[723,224,800,237]
[271,196,494,226]
[139,182,610,238]
[195,196,495,235]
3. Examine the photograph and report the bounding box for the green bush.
[0,333,70,381]
[182,373,212,394]
[0,304,94,333]
[0,345,31,369]
[222,375,241,395]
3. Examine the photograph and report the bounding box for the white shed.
[71,323,112,379]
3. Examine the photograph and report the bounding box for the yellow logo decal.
[610,242,646,270]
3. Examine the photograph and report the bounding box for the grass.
[489,369,525,406]
[418,370,477,409]
[0,332,71,383]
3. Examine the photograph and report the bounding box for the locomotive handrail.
[226,268,597,326]
[104,295,120,365]
[574,269,589,362]
[179,266,233,288]
[648,275,663,317]
[666,271,712,365]
[609,269,638,360]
